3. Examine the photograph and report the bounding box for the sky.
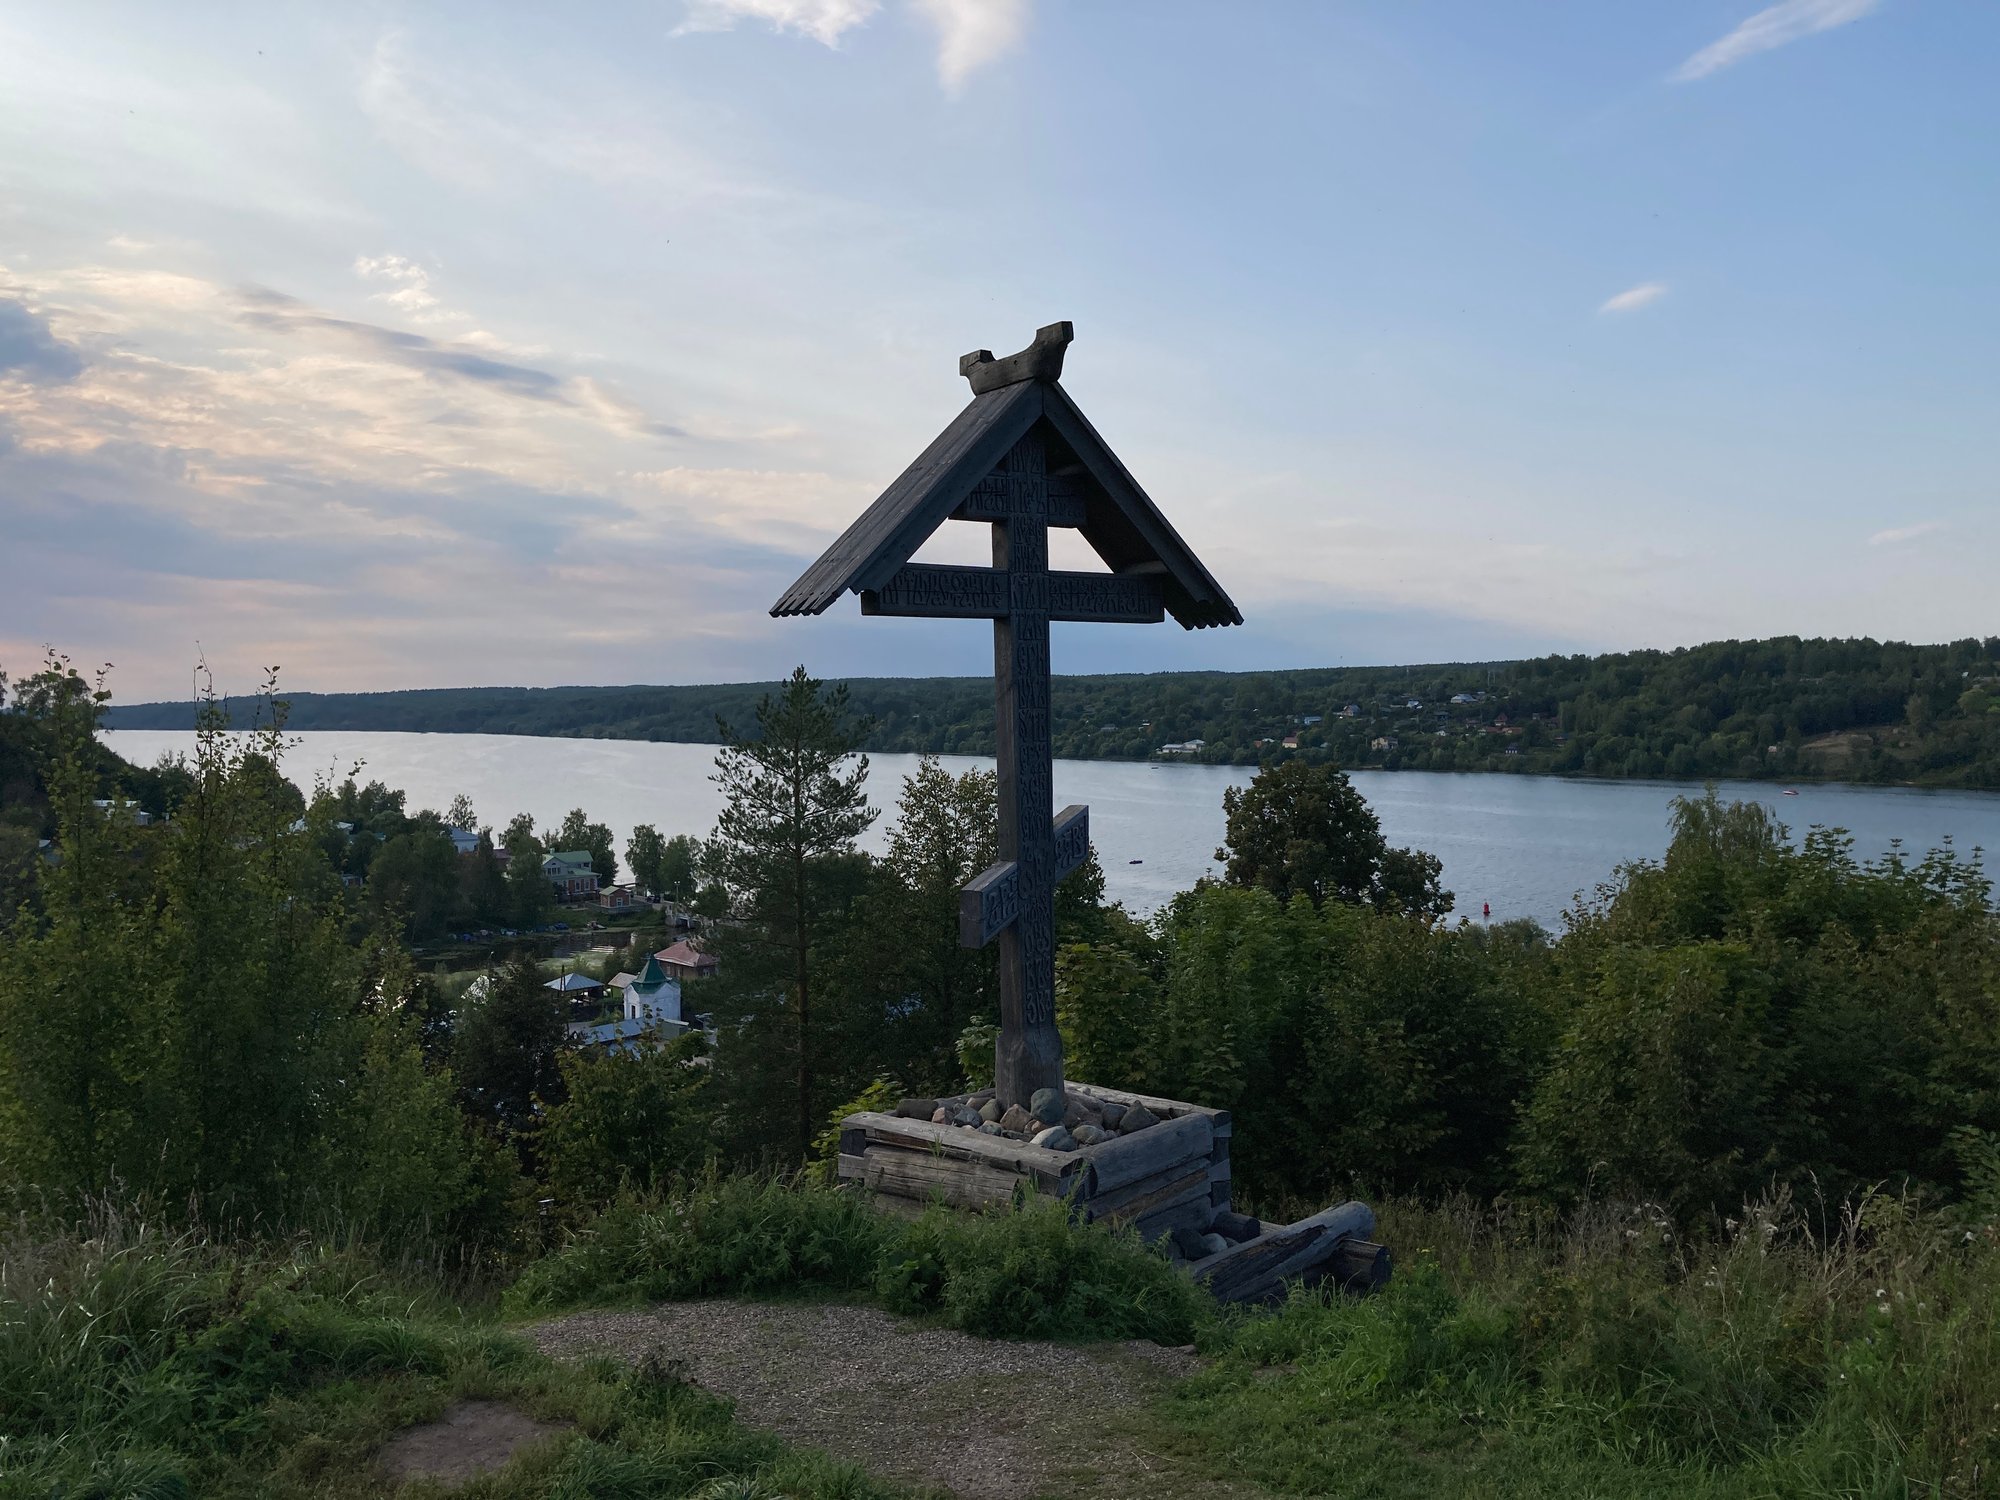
[2,0,1996,704]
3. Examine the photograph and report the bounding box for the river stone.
[967,1089,995,1108]
[998,1104,1036,1134]
[1029,1088,1066,1126]
[1098,1101,1127,1128]
[1200,1232,1230,1258]
[952,1106,982,1127]
[1061,1096,1100,1129]
[1031,1125,1077,1152]
[978,1121,1006,1136]
[894,1098,939,1120]
[1119,1103,1160,1135]
[931,1107,951,1124]
[978,1098,1004,1123]
[1169,1223,1209,1260]
[1211,1210,1261,1242]
[1072,1123,1111,1146]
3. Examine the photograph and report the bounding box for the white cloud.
[909,0,1030,91]
[674,0,881,47]
[1868,520,1945,547]
[1598,281,1669,315]
[673,0,1027,89]
[354,253,439,316]
[1672,0,1881,83]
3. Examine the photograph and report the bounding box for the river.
[102,731,2000,929]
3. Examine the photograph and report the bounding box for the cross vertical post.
[990,428,1063,1106]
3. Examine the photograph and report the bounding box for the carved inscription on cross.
[859,425,1162,1107]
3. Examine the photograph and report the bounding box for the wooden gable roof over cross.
[770,322,1241,631]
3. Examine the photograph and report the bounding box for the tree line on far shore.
[99,632,2000,787]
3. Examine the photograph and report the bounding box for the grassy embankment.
[12,1177,1995,1500]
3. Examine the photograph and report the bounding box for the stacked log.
[1190,1201,1377,1305]
[837,1080,1228,1236]
[838,1083,1384,1304]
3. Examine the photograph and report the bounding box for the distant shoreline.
[101,726,2000,800]
[98,636,2000,793]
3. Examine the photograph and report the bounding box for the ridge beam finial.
[960,320,1074,394]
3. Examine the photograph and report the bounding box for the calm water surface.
[103,731,2000,929]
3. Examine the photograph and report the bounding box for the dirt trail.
[526,1300,1256,1500]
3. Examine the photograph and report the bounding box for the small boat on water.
[1128,858,1144,864]
[1782,789,1800,797]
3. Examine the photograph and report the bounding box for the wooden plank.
[1133,1195,1211,1245]
[1044,572,1165,624]
[847,1112,1088,1192]
[954,473,1087,527]
[860,563,1008,619]
[958,806,1089,950]
[959,858,1021,948]
[1068,1082,1232,1136]
[837,1152,867,1182]
[1089,1165,1208,1224]
[862,1147,1031,1211]
[1084,1111,1212,1195]
[1192,1201,1375,1305]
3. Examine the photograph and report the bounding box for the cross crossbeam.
[860,564,1165,623]
[959,804,1090,948]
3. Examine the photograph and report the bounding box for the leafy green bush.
[509,1174,1205,1345]
[507,1173,894,1313]
[875,1194,1205,1343]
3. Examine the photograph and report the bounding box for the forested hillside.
[103,634,2000,787]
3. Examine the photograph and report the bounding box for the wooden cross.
[771,321,1240,1109]
[859,417,1161,1106]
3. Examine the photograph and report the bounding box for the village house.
[655,938,717,982]
[92,798,152,827]
[597,882,638,911]
[1158,738,1205,756]
[1371,735,1400,752]
[445,826,479,856]
[542,850,600,901]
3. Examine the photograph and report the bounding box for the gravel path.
[526,1300,1235,1500]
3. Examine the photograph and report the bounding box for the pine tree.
[703,667,874,1160]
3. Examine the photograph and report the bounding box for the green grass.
[0,1200,906,1500]
[1158,1191,2000,1499]
[12,1182,1998,1498]
[506,1172,1208,1346]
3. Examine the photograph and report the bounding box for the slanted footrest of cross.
[959,804,1089,949]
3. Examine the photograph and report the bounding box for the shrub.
[506,1173,893,1313]
[510,1175,1205,1345]
[876,1194,1205,1343]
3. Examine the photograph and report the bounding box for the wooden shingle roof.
[771,331,1240,631]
